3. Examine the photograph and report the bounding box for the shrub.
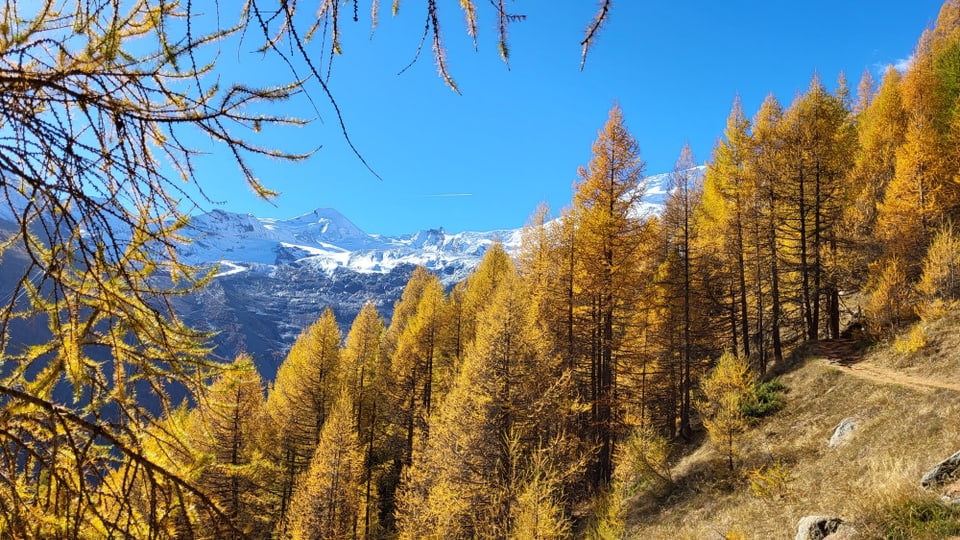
[747,459,794,501]
[614,426,673,495]
[892,323,927,355]
[742,378,787,419]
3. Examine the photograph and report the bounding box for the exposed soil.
[830,360,960,393]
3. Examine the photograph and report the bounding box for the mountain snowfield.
[178,206,523,284]
[177,170,677,284]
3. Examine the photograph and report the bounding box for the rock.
[921,450,960,491]
[795,515,843,540]
[824,523,860,539]
[828,417,858,448]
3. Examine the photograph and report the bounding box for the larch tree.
[778,75,855,341]
[342,302,387,539]
[517,204,582,374]
[509,450,573,540]
[286,389,364,540]
[748,94,786,366]
[0,1,304,532]
[396,258,567,539]
[379,266,450,529]
[443,242,514,379]
[841,67,907,289]
[701,96,755,360]
[916,222,960,317]
[876,28,955,276]
[696,352,752,473]
[454,242,515,359]
[866,4,960,329]
[264,307,343,535]
[0,0,615,533]
[659,143,708,439]
[569,104,648,487]
[187,355,273,539]
[96,406,214,538]
[390,271,449,455]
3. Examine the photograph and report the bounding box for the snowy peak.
[178,208,501,283]
[265,207,373,248]
[408,228,446,249]
[189,209,276,239]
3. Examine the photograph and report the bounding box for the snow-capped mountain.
[178,170,678,281]
[178,206,522,285]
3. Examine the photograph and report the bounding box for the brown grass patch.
[624,322,960,540]
[871,309,960,382]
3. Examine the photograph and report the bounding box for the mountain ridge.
[176,170,678,282]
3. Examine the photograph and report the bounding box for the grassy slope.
[624,316,960,539]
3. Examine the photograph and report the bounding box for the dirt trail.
[828,360,960,393]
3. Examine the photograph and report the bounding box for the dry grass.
[624,321,960,540]
[871,308,960,383]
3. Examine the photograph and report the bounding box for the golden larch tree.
[264,307,343,535]
[569,103,648,487]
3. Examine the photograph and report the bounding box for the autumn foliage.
[4,1,960,537]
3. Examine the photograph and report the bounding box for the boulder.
[828,418,858,448]
[795,515,843,540]
[921,450,960,491]
[824,523,860,539]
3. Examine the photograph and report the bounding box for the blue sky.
[193,1,945,236]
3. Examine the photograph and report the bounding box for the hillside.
[624,314,960,539]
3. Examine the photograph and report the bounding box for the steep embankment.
[625,317,960,539]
